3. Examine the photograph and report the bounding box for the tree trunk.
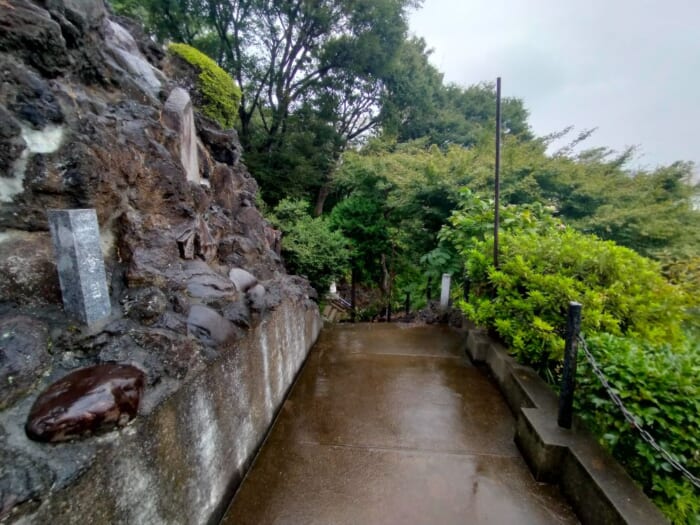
[314,184,331,217]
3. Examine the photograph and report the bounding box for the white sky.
[408,0,700,172]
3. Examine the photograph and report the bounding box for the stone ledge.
[466,329,668,525]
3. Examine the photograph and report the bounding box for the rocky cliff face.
[0,1,318,521]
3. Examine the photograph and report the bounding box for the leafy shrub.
[576,334,700,524]
[269,199,350,293]
[463,228,688,370]
[168,43,241,128]
[445,195,689,372]
[664,256,700,337]
[439,188,559,254]
[444,192,698,522]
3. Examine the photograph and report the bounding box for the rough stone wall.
[10,300,321,525]
[0,0,321,522]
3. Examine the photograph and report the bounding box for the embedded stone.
[264,225,282,254]
[103,20,163,100]
[183,260,235,299]
[0,0,70,77]
[162,87,199,183]
[210,164,239,211]
[186,305,236,346]
[195,115,241,165]
[176,215,217,261]
[0,107,26,174]
[25,364,145,442]
[222,298,251,329]
[229,268,257,292]
[63,0,107,28]
[0,231,62,306]
[247,283,266,305]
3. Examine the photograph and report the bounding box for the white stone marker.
[440,273,451,311]
[47,209,111,325]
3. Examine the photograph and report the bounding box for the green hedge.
[577,335,700,524]
[168,43,241,128]
[442,193,698,522]
[459,227,689,373]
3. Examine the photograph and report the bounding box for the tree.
[379,45,533,149]
[268,198,350,292]
[112,0,417,205]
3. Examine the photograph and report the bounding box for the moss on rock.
[167,43,241,129]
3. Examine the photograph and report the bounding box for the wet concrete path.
[221,324,578,525]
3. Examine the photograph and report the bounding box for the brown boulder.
[25,363,145,442]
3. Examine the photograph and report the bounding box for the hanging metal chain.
[577,334,700,491]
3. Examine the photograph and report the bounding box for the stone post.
[47,209,111,325]
[440,273,451,311]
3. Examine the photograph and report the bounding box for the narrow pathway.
[221,324,578,525]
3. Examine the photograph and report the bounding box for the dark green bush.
[443,192,698,522]
[269,198,350,293]
[442,192,689,370]
[576,334,700,524]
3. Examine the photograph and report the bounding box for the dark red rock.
[25,364,145,442]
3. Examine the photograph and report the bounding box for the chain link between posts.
[577,334,700,491]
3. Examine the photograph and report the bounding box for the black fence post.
[405,292,410,315]
[558,302,582,429]
[350,267,357,323]
[426,277,432,302]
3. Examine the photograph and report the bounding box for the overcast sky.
[408,0,700,173]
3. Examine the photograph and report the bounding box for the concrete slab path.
[221,323,579,525]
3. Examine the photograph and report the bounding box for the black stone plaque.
[47,209,111,325]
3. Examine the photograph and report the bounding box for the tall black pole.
[494,77,502,269]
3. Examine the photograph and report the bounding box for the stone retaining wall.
[13,299,321,525]
[465,329,668,525]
